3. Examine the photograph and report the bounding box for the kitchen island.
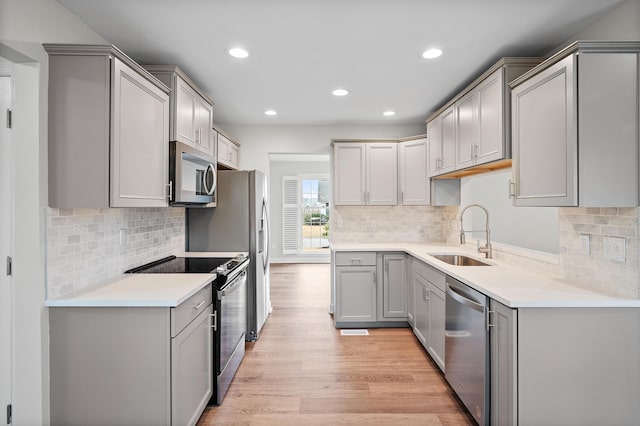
[331,242,640,425]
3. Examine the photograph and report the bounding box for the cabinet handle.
[166,181,173,200]
[193,300,206,311]
[487,309,495,330]
[423,288,430,301]
[508,179,516,198]
[210,311,217,331]
[373,271,377,283]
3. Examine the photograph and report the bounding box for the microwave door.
[170,142,216,205]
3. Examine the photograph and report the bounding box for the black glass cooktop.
[126,256,231,274]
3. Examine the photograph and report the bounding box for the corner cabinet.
[49,284,214,426]
[489,299,517,426]
[378,253,407,320]
[427,57,542,178]
[511,41,640,207]
[399,137,430,205]
[144,65,214,157]
[46,44,170,208]
[333,142,398,205]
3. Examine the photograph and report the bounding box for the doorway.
[0,73,13,420]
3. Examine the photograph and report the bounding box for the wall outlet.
[119,229,125,247]
[579,234,590,255]
[603,236,626,262]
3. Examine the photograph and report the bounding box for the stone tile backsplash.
[332,204,640,299]
[558,207,639,299]
[331,205,459,243]
[47,207,185,299]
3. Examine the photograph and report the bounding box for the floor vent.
[340,329,369,336]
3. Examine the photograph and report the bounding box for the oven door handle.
[219,270,247,298]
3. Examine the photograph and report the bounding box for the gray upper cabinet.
[45,44,170,208]
[427,58,542,178]
[399,137,430,205]
[511,42,640,207]
[333,142,398,206]
[144,65,214,157]
[216,129,241,170]
[427,106,456,177]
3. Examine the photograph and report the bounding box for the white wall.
[0,0,107,423]
[220,123,425,173]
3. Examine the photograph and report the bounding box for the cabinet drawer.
[414,259,445,292]
[335,252,376,266]
[171,284,212,337]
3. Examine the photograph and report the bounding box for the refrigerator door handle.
[261,198,270,271]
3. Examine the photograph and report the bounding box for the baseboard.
[270,257,330,264]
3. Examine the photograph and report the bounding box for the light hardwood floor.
[198,263,474,426]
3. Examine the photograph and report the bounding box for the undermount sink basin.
[429,254,491,266]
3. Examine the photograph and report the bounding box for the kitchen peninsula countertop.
[331,243,640,308]
[45,251,248,308]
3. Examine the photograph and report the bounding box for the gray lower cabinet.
[379,253,407,320]
[489,299,517,426]
[412,259,446,372]
[335,265,377,323]
[406,257,415,326]
[50,285,213,426]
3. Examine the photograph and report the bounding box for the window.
[282,175,330,254]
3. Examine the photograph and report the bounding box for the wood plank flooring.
[197,263,474,426]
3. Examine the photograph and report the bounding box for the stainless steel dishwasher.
[445,276,489,426]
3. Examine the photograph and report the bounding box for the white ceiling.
[57,0,625,126]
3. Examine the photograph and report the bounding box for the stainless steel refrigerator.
[187,170,270,341]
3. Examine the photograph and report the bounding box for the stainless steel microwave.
[169,141,217,207]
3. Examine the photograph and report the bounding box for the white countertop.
[331,243,640,308]
[46,251,248,308]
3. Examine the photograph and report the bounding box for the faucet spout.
[459,204,492,259]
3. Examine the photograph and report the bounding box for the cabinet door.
[427,283,445,372]
[195,97,213,156]
[217,133,230,166]
[406,258,415,326]
[413,273,429,346]
[427,119,441,177]
[490,300,517,426]
[175,77,198,147]
[366,143,398,205]
[171,305,213,426]
[399,138,430,205]
[335,266,376,322]
[440,106,456,174]
[111,58,169,207]
[334,143,366,205]
[476,68,504,165]
[512,54,577,206]
[456,91,477,170]
[382,254,407,318]
[229,144,239,168]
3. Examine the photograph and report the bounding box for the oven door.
[170,141,217,206]
[214,268,247,404]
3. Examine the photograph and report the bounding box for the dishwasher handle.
[446,284,485,313]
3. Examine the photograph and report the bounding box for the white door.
[0,75,13,421]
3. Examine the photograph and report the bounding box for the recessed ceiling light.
[422,48,443,59]
[264,110,277,116]
[228,47,249,58]
[383,110,396,116]
[332,88,349,97]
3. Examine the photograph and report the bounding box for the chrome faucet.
[459,204,492,259]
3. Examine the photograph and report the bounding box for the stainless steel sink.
[429,254,491,266]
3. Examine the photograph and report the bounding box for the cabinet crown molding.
[43,43,170,94]
[510,40,640,88]
[143,64,214,105]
